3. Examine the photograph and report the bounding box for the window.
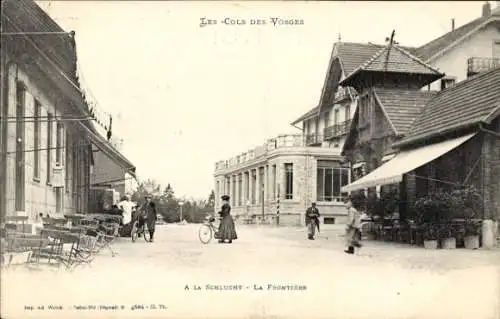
[284,163,293,199]
[244,172,249,204]
[316,161,349,202]
[334,109,339,125]
[46,112,53,184]
[352,162,366,182]
[33,100,41,180]
[15,83,26,211]
[56,123,63,165]
[324,111,329,129]
[259,167,264,204]
[65,132,71,193]
[493,41,500,58]
[345,104,351,121]
[440,78,455,90]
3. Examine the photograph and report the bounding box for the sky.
[35,1,495,199]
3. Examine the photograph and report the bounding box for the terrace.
[214,134,336,172]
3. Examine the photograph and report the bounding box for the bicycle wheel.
[198,224,213,244]
[131,222,138,242]
[143,224,151,242]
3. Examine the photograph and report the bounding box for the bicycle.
[198,216,220,244]
[130,213,151,242]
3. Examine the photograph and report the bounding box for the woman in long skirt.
[217,195,237,244]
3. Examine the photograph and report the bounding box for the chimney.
[451,18,455,31]
[483,1,491,17]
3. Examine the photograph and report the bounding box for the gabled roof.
[335,42,418,76]
[291,41,417,126]
[373,88,438,136]
[414,8,500,62]
[394,66,500,148]
[341,44,443,88]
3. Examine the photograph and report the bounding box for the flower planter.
[464,235,479,249]
[423,240,438,249]
[441,237,456,249]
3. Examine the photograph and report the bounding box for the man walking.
[305,202,320,240]
[139,195,157,242]
[344,197,362,254]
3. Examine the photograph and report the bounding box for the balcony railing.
[306,134,323,146]
[334,87,350,103]
[467,57,500,77]
[215,134,329,171]
[323,119,352,140]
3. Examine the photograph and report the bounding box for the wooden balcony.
[467,57,500,77]
[334,87,350,103]
[323,120,352,140]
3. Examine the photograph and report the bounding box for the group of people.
[116,194,158,242]
[111,192,361,252]
[305,197,362,255]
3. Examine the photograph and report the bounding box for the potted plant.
[433,191,457,249]
[421,223,439,249]
[415,196,439,249]
[452,186,482,249]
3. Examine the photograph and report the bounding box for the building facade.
[0,0,136,224]
[342,66,500,248]
[214,135,349,226]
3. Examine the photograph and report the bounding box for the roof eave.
[392,121,479,149]
[425,16,500,63]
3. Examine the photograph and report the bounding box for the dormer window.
[441,77,456,90]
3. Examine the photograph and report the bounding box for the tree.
[207,190,215,209]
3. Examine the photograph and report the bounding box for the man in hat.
[344,196,362,254]
[305,202,320,240]
[138,194,157,242]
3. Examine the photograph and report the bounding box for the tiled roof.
[396,66,500,147]
[373,88,438,136]
[349,44,443,77]
[334,42,417,76]
[414,9,500,62]
[290,106,319,125]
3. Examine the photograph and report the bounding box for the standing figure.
[344,197,362,254]
[217,195,238,244]
[305,202,320,240]
[118,195,135,236]
[139,195,157,242]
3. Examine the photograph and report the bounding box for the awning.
[82,125,137,178]
[341,133,476,192]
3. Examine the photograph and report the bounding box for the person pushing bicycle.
[137,194,157,242]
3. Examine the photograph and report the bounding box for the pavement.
[2,224,500,319]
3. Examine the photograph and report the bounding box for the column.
[249,170,254,205]
[264,165,269,202]
[235,174,240,207]
[255,167,261,205]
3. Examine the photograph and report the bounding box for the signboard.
[52,165,64,188]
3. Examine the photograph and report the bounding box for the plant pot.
[441,237,456,249]
[464,235,479,249]
[423,240,438,249]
